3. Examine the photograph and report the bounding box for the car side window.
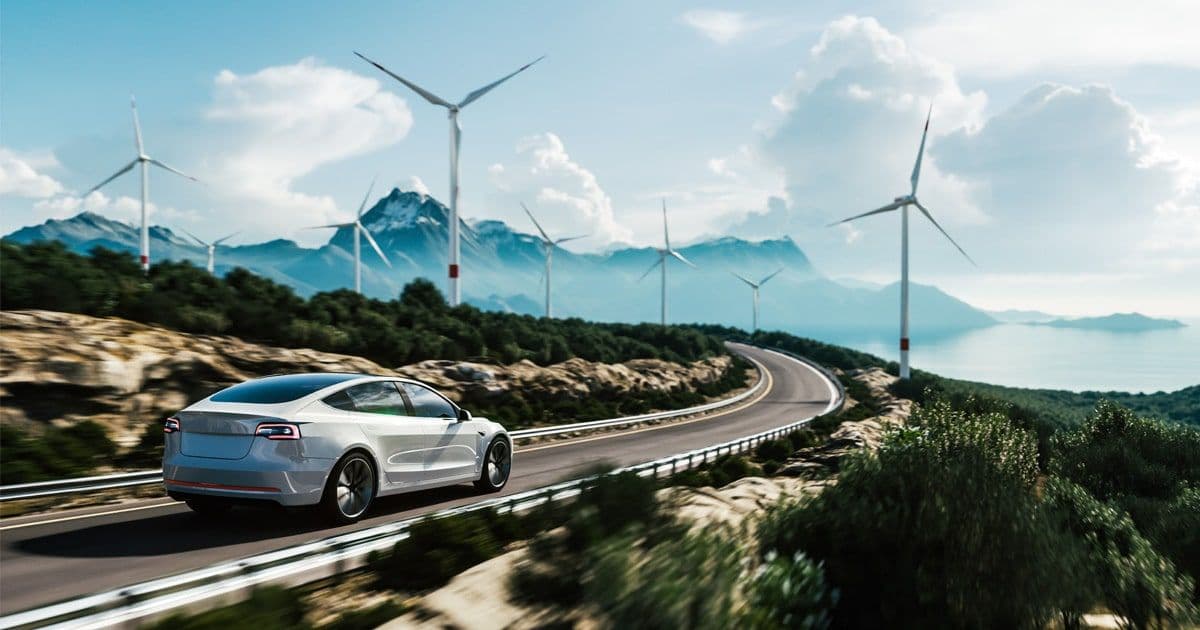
[331,381,410,416]
[400,382,457,419]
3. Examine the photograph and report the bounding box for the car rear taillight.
[164,417,181,434]
[255,423,300,440]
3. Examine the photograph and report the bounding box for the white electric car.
[162,373,512,523]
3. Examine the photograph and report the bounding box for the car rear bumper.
[162,453,334,507]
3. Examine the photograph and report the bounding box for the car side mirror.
[457,408,472,422]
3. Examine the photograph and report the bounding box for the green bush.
[1043,478,1195,628]
[145,586,307,630]
[0,421,117,484]
[1050,401,1200,592]
[586,529,744,630]
[758,401,1077,628]
[743,551,837,630]
[375,508,529,591]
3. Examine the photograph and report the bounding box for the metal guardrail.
[0,356,768,503]
[0,347,844,630]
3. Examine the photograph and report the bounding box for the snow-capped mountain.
[3,189,995,331]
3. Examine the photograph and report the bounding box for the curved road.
[0,344,837,615]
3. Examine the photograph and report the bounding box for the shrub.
[743,551,837,630]
[586,529,744,630]
[145,586,307,630]
[375,509,527,591]
[0,421,117,484]
[757,401,1078,628]
[1043,478,1196,628]
[1050,401,1200,590]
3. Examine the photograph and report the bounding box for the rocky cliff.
[0,310,734,447]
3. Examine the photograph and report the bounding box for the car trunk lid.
[178,411,281,460]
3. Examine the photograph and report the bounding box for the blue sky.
[3,0,1199,316]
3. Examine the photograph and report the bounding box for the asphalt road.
[0,343,837,615]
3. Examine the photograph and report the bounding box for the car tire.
[321,452,377,525]
[474,437,512,493]
[185,498,232,517]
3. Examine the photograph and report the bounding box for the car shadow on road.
[14,484,485,559]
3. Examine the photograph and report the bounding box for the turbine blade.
[638,257,663,281]
[670,249,698,269]
[85,159,138,195]
[214,231,240,246]
[130,95,144,155]
[180,228,208,247]
[457,55,545,108]
[148,158,198,182]
[730,271,756,288]
[910,104,932,195]
[554,234,589,245]
[914,201,976,266]
[759,267,785,286]
[354,52,453,108]
[357,177,377,219]
[521,202,552,242]
[826,200,905,227]
[304,222,355,229]
[360,224,392,268]
[661,199,671,250]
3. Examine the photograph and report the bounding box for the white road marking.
[0,500,180,531]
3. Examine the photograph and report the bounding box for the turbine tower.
[828,106,975,379]
[730,268,784,332]
[308,179,392,294]
[638,200,697,326]
[181,229,239,274]
[355,51,544,307]
[87,96,199,273]
[522,202,588,318]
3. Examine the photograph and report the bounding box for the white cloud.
[0,148,65,198]
[487,132,631,246]
[742,14,987,261]
[408,175,431,197]
[680,9,760,45]
[905,0,1200,77]
[32,190,197,225]
[201,57,413,243]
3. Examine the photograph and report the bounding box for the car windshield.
[210,374,364,404]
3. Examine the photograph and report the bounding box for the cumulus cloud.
[740,15,987,269]
[680,9,760,45]
[202,57,413,241]
[487,132,632,246]
[32,190,197,225]
[905,0,1200,77]
[934,83,1188,272]
[0,148,65,198]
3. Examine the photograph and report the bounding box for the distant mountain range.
[1034,313,1187,332]
[985,308,1059,324]
[4,188,1000,333]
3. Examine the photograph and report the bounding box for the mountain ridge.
[4,189,993,332]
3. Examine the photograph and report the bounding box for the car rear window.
[210,374,364,404]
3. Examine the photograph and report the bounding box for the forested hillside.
[0,241,727,368]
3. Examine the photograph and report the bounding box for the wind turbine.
[639,200,697,326]
[307,179,392,294]
[181,229,239,274]
[355,51,544,307]
[828,105,975,379]
[86,96,199,273]
[522,203,588,319]
[730,268,784,332]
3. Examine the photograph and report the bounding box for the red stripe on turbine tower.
[448,264,459,278]
[140,255,149,265]
[900,337,910,351]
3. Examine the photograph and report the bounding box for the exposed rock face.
[0,310,733,447]
[394,355,732,404]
